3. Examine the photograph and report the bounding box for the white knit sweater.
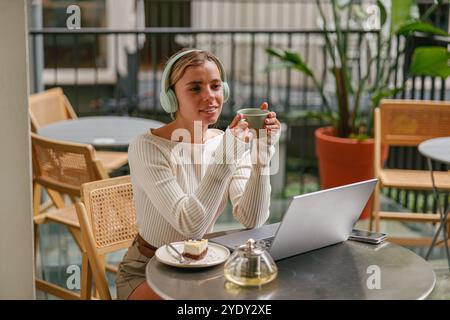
[128,127,276,247]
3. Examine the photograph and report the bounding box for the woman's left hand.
[260,102,281,144]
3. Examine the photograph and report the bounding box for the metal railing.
[28,26,450,215]
[29,27,379,116]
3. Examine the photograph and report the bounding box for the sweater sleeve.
[228,139,276,228]
[129,129,246,239]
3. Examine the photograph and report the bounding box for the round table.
[418,136,450,266]
[418,137,450,165]
[37,116,164,148]
[146,240,436,300]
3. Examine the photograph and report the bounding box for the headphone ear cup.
[166,89,179,113]
[160,89,178,114]
[222,81,230,103]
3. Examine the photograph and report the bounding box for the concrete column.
[0,0,35,299]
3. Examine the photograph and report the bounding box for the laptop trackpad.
[209,223,280,250]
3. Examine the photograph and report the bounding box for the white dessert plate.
[155,241,230,268]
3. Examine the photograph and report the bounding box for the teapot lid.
[236,238,265,256]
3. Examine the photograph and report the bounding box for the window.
[43,0,107,68]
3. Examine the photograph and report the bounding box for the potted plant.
[266,0,450,219]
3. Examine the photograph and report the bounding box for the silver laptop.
[210,179,378,261]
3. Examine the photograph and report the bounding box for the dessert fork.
[164,242,188,264]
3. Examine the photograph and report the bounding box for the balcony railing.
[29,28,385,120]
[28,26,450,216]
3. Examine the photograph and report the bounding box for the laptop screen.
[210,179,377,261]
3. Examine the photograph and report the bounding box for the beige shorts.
[115,237,151,300]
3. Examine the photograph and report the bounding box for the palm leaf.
[410,47,450,78]
[396,20,449,37]
[266,48,315,78]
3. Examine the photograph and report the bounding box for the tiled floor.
[35,194,449,300]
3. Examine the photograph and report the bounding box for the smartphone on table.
[349,229,387,244]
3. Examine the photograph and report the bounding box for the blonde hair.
[167,49,224,89]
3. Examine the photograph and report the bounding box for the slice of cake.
[183,239,208,260]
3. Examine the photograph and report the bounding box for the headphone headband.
[160,49,202,94]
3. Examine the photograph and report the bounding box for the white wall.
[0,0,35,299]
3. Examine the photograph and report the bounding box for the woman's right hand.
[228,114,254,143]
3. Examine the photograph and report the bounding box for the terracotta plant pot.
[315,126,388,220]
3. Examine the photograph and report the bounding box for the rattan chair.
[29,87,128,173]
[31,132,110,299]
[371,99,450,246]
[75,175,138,300]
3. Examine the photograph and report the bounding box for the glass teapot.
[224,238,278,286]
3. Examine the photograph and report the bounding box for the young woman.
[116,49,281,300]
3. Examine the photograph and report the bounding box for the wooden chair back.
[31,133,108,198]
[375,99,450,172]
[29,87,77,132]
[377,99,450,146]
[75,175,138,300]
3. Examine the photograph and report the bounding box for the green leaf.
[265,47,284,59]
[284,50,302,65]
[264,61,295,73]
[266,48,315,78]
[376,0,387,28]
[349,133,371,142]
[410,46,450,78]
[370,87,404,108]
[396,20,449,36]
[292,63,315,78]
[390,0,416,34]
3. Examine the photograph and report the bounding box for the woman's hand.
[229,113,254,143]
[260,102,281,145]
[229,102,280,144]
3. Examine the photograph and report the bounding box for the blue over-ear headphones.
[159,49,230,116]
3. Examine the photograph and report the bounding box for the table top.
[418,137,450,165]
[146,240,436,300]
[37,116,164,148]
